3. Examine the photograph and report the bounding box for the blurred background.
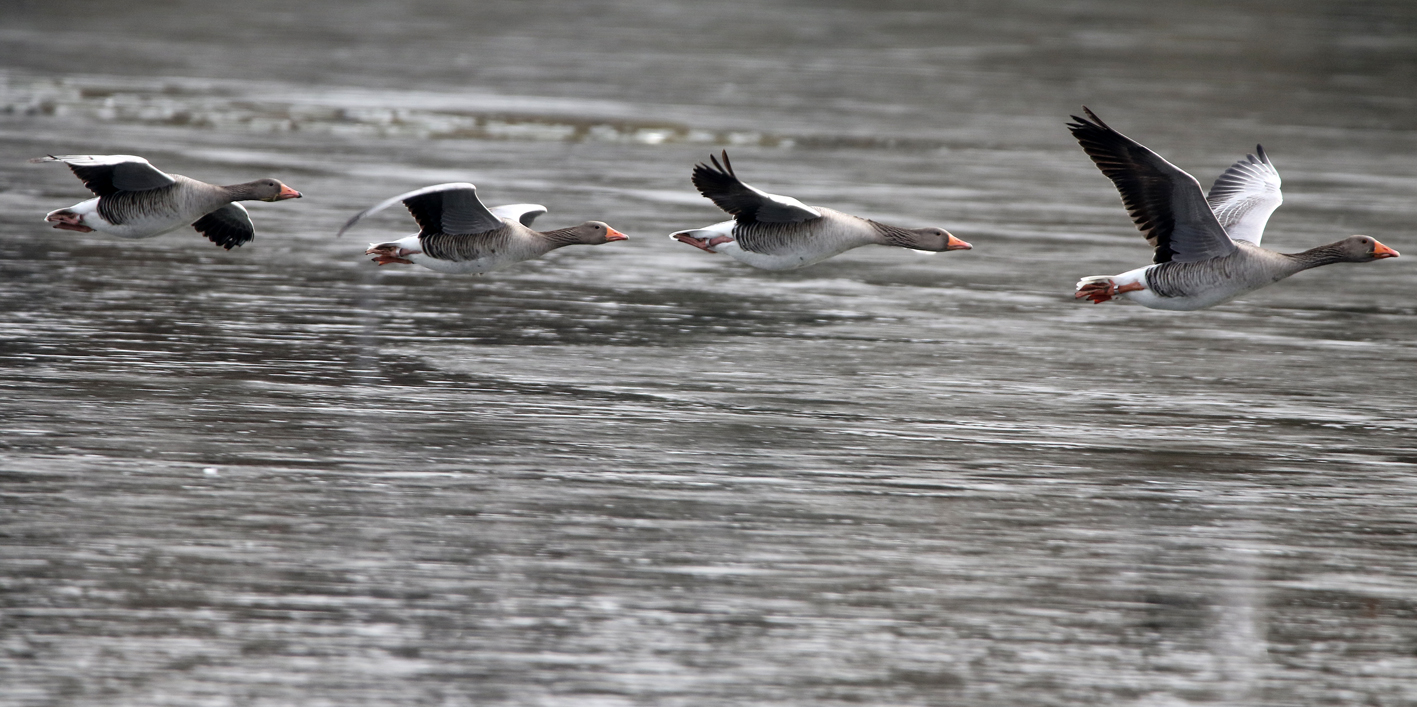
[2,1,1416,705]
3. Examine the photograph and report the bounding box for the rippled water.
[3,1,1417,705]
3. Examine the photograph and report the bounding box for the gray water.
[3,1,1417,705]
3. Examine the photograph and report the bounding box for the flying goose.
[670,151,971,270]
[31,154,302,249]
[337,183,628,274]
[1068,109,1398,310]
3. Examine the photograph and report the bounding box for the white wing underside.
[490,203,547,227]
[1207,146,1283,246]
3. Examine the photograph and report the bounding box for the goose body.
[1067,109,1398,309]
[338,183,627,274]
[670,152,970,271]
[671,214,906,271]
[31,155,301,249]
[1083,244,1315,311]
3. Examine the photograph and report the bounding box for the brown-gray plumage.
[1068,108,1399,310]
[31,154,302,249]
[338,182,627,274]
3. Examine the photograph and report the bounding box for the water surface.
[3,1,1417,705]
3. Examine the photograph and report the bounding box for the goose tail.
[366,240,419,266]
[670,228,735,254]
[1075,275,1117,304]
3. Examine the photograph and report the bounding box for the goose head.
[898,227,972,252]
[234,179,303,202]
[569,221,629,245]
[1343,235,1400,262]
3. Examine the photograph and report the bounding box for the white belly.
[410,252,521,274]
[1126,289,1244,311]
[722,238,866,271]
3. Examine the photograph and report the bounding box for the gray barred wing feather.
[419,226,515,262]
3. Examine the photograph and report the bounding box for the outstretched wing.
[691,151,821,224]
[1207,145,1282,246]
[337,183,503,237]
[30,154,177,197]
[491,203,548,227]
[1067,108,1235,264]
[192,203,255,250]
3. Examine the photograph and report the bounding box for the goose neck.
[868,220,919,247]
[535,226,585,248]
[1287,243,1348,271]
[220,182,262,201]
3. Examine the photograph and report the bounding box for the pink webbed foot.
[1075,279,1116,304]
[46,211,94,233]
[672,233,735,253]
[1075,279,1144,304]
[366,244,419,266]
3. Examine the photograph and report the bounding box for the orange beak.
[945,234,972,251]
[605,227,629,242]
[1372,240,1400,259]
[277,184,303,200]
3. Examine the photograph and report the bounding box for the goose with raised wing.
[338,183,627,274]
[670,151,971,271]
[31,155,302,250]
[1068,109,1398,310]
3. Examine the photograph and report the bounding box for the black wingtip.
[1066,107,1109,134]
[698,150,737,178]
[1255,144,1269,165]
[1080,106,1112,130]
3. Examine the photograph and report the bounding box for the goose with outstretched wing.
[670,151,970,271]
[1068,108,1397,310]
[31,154,301,250]
[338,182,626,274]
